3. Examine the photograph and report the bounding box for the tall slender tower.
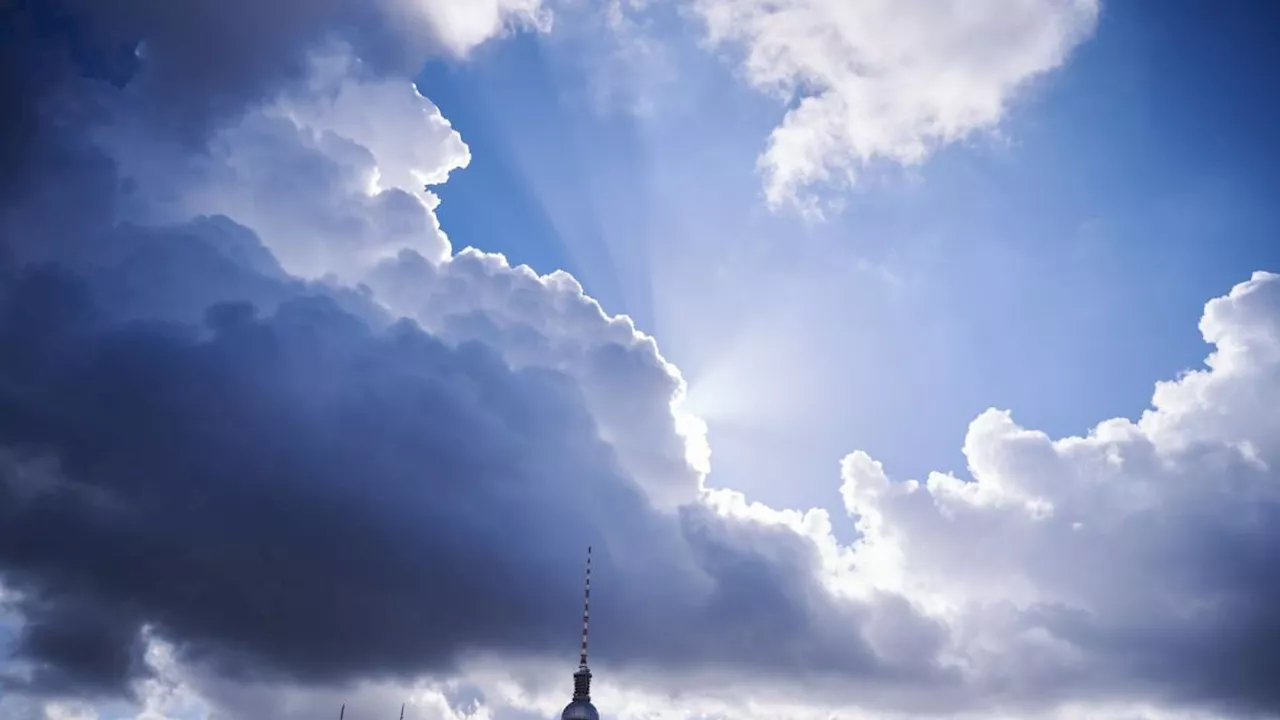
[560,547,600,720]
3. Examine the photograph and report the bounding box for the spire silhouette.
[579,545,591,671]
[561,546,599,720]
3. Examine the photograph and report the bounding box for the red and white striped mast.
[572,546,592,702]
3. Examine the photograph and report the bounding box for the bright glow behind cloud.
[689,0,1101,211]
[410,0,551,57]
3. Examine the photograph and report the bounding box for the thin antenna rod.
[579,545,592,668]
[399,703,405,720]
[340,704,345,720]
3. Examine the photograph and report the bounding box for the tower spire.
[561,545,600,720]
[573,546,593,701]
[580,545,591,669]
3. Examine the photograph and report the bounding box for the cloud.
[3,0,1280,718]
[686,0,1100,211]
[0,0,533,269]
[367,249,710,511]
[0,242,908,707]
[416,0,552,57]
[29,0,543,134]
[831,271,1280,715]
[10,257,1275,720]
[100,45,471,281]
[0,0,907,714]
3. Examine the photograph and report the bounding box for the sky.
[0,1,1278,720]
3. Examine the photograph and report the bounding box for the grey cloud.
[368,249,702,511]
[0,230,914,706]
[25,0,497,147]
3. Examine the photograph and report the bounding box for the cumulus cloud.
[829,271,1280,715]
[0,251,892,699]
[3,0,1280,719]
[102,45,470,281]
[367,249,710,510]
[687,0,1100,210]
[0,0,908,716]
[0,0,532,269]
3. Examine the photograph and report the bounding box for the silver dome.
[561,700,600,720]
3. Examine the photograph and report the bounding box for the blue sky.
[421,0,1280,511]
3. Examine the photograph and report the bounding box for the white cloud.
[687,0,1101,211]
[101,44,469,282]
[831,271,1280,711]
[695,272,1280,716]
[410,0,552,57]
[198,46,470,279]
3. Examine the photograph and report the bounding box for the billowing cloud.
[101,45,470,281]
[832,270,1280,714]
[2,0,1279,719]
[0,245,899,700]
[0,0,913,715]
[687,0,1100,211]
[0,0,535,269]
[691,272,1280,718]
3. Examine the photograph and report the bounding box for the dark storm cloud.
[0,247,894,699]
[0,260,608,687]
[5,592,148,696]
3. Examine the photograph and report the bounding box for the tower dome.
[561,698,599,720]
[561,547,600,720]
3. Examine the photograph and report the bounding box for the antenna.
[340,704,345,720]
[399,703,405,720]
[570,545,594,702]
[579,545,592,668]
